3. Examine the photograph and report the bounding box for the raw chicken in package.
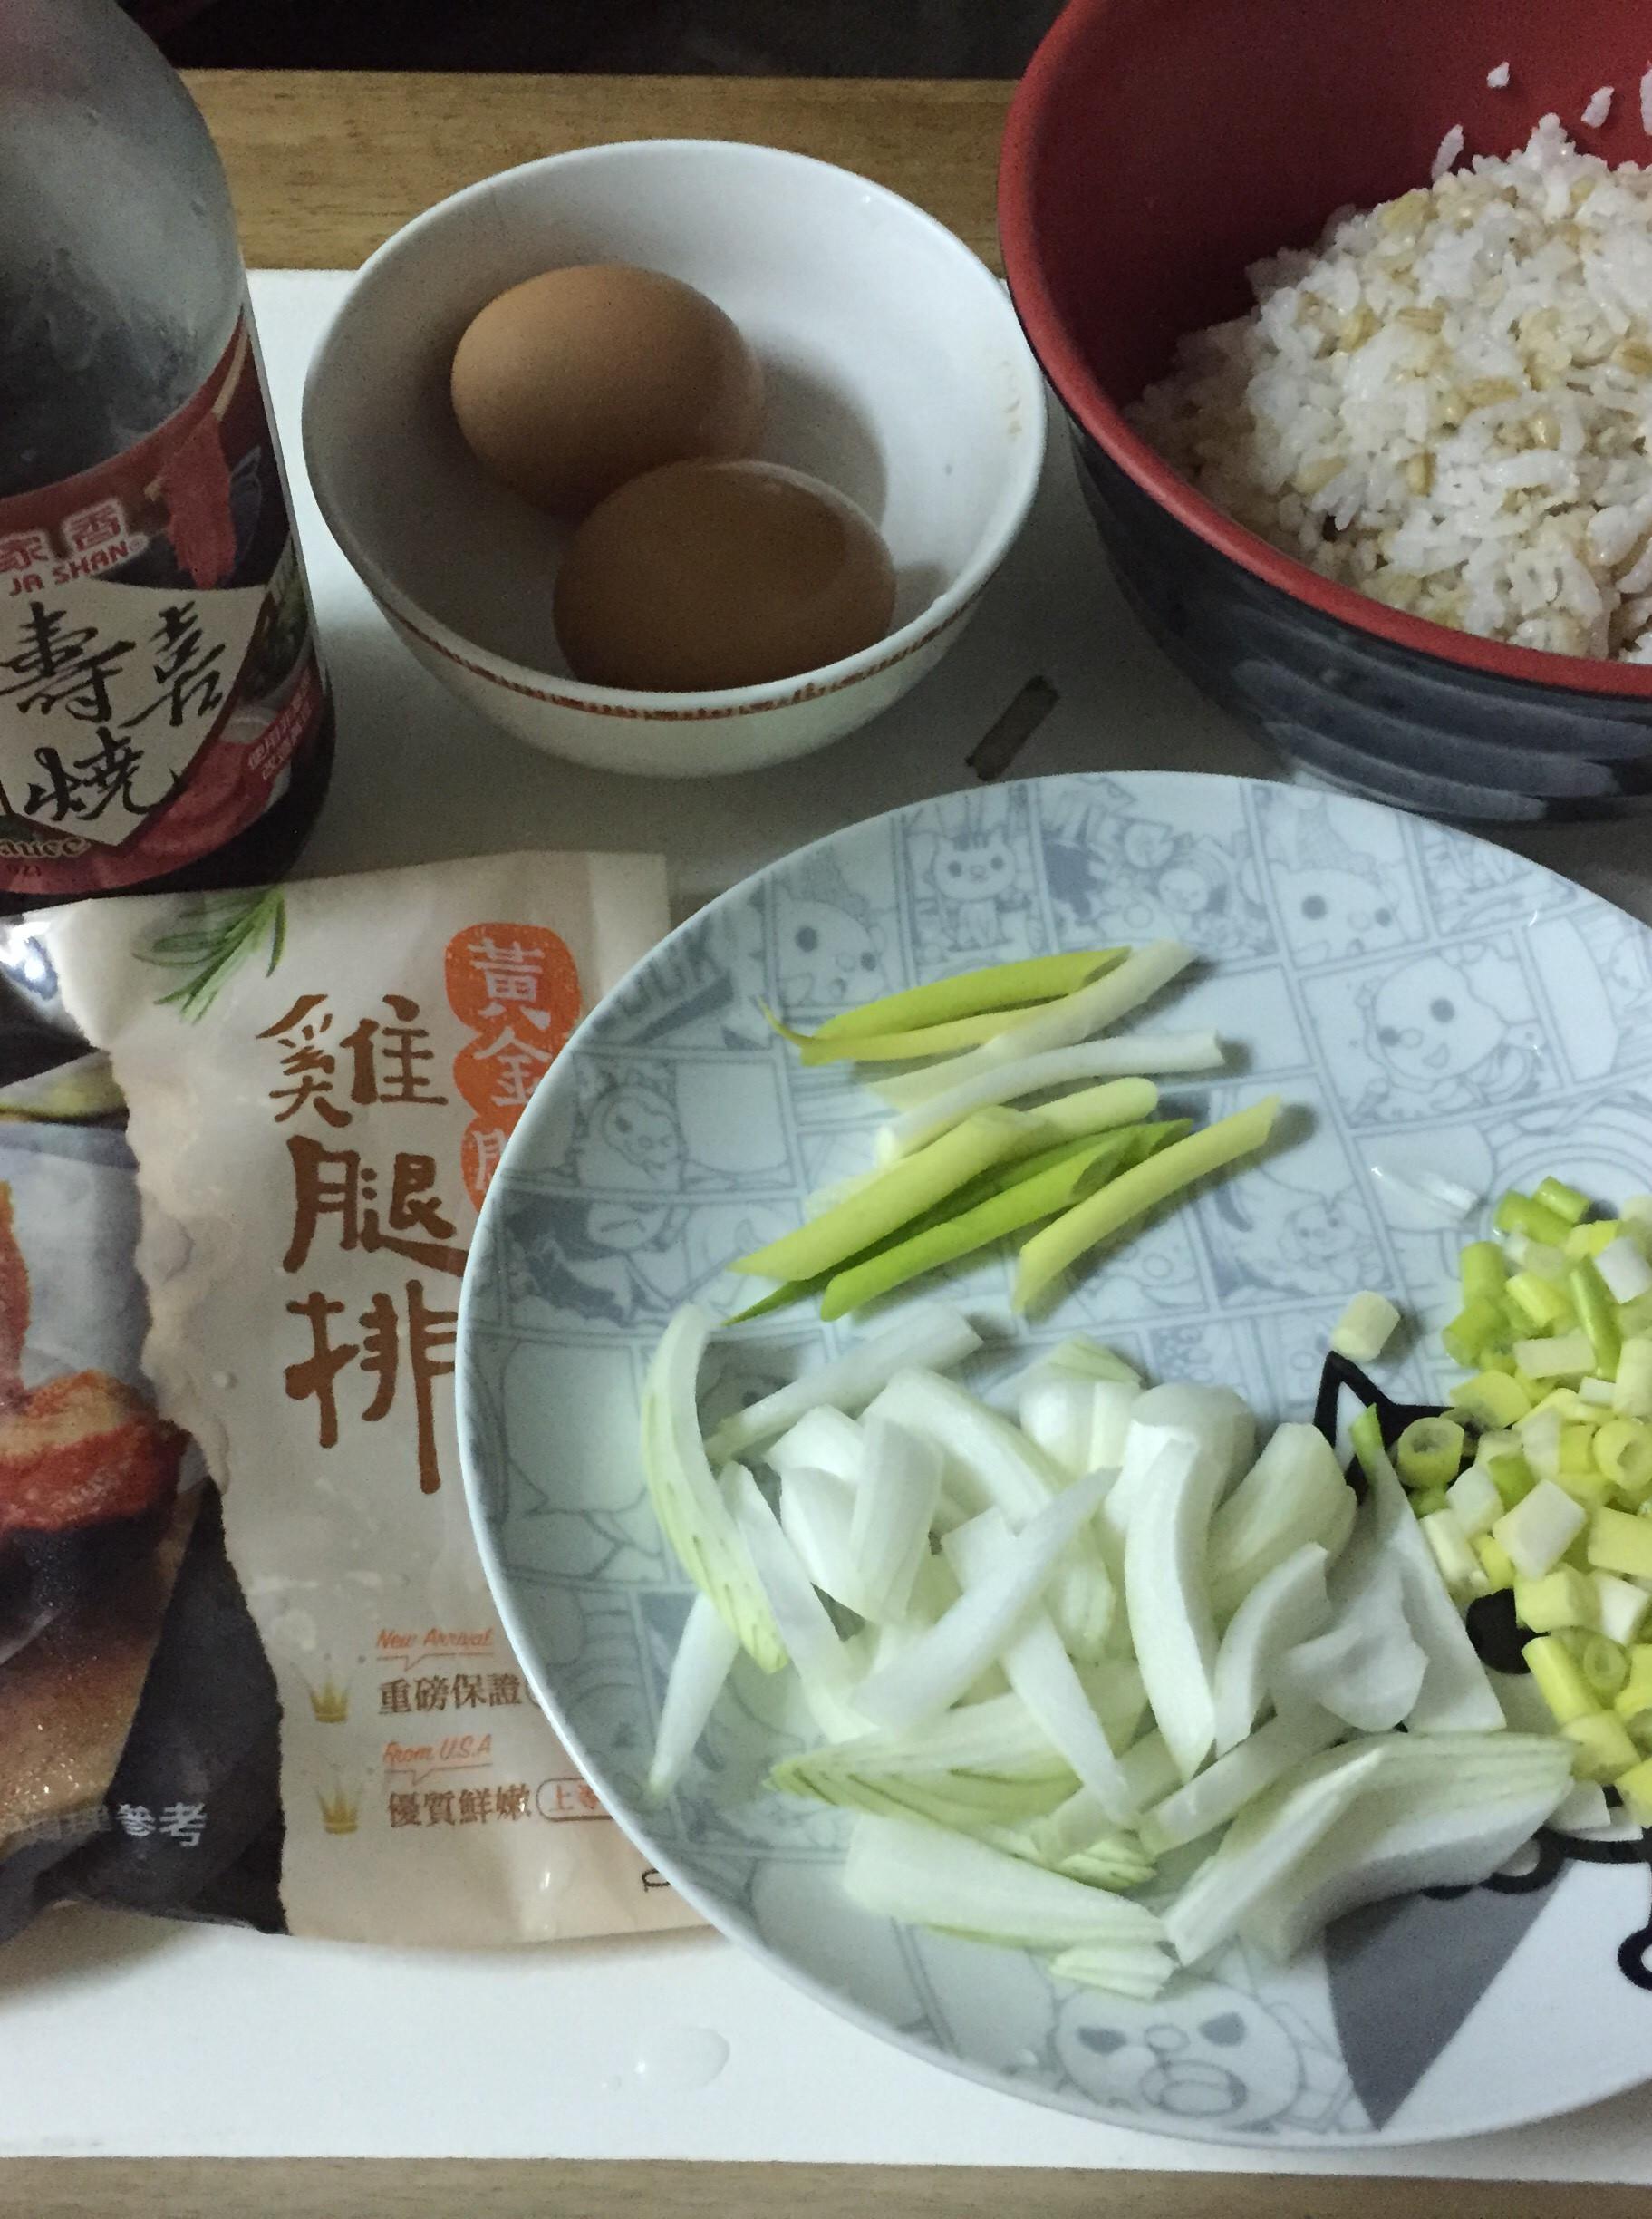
[0,851,698,1946]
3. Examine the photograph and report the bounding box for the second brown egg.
[554,459,898,693]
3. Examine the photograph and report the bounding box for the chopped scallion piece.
[1615,1755,1652,1824]
[1580,1633,1630,1703]
[1512,1566,1595,1634]
[1511,1236,1569,1284]
[1534,1176,1591,1226]
[1506,1272,1575,1332]
[1523,1633,1599,1725]
[1513,1330,1595,1381]
[1617,1337,1652,1421]
[1487,1454,1535,1510]
[1442,1301,1506,1369]
[1517,1404,1563,1486]
[1588,1507,1652,1583]
[1329,1290,1401,1364]
[1593,1573,1651,1647]
[1451,1370,1532,1430]
[1460,1240,1508,1306]
[1564,1710,1640,1782]
[1420,1507,1489,1603]
[1444,1461,1500,1537]
[1396,1416,1465,1492]
[1493,1478,1585,1578]
[1495,1191,1574,1245]
[1473,1533,1516,1591]
[1593,1416,1652,1498]
[1569,1261,1621,1378]
[1598,1236,1652,1306]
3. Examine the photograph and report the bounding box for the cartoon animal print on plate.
[1253,790,1421,966]
[515,1581,658,1800]
[657,1624,843,1855]
[1415,817,1581,936]
[1529,908,1652,1085]
[1303,941,1549,1128]
[603,888,770,1052]
[903,788,1044,964]
[1038,779,1272,960]
[1470,1089,1652,1232]
[1146,1316,1270,1417]
[1055,1208,1206,1327]
[772,853,893,1012]
[1040,1979,1356,2134]
[490,1341,671,1585]
[1250,1303,1351,1417]
[1199,1120,1387,1307]
[749,1864,937,2037]
[499,1059,788,1328]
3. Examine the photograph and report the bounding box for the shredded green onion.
[1012,1097,1280,1313]
[820,1128,1143,1320]
[781,1006,1050,1066]
[807,950,1125,1043]
[731,1110,1031,1283]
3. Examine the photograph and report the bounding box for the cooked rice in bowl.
[1130,117,1652,661]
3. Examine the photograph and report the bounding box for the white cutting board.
[0,270,1648,2175]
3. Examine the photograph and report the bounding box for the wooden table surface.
[5,65,1635,2219]
[188,71,1012,275]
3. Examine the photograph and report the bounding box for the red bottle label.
[0,314,328,896]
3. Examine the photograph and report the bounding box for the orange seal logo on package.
[444,924,582,1206]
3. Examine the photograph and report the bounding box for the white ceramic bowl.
[302,138,1046,778]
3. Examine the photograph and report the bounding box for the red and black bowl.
[1000,0,1652,822]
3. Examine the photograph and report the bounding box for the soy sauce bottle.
[0,0,333,908]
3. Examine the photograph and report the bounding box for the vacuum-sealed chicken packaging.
[0,851,700,1946]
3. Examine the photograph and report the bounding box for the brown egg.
[449,264,764,517]
[554,459,898,693]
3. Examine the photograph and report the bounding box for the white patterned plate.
[459,771,1652,2146]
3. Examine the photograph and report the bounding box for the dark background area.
[151,0,1062,74]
